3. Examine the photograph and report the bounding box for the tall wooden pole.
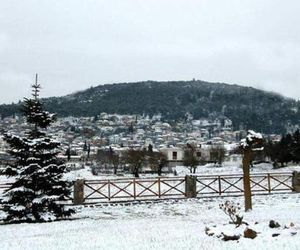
[242,148,252,211]
[241,130,263,212]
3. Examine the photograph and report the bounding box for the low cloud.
[0,0,299,103]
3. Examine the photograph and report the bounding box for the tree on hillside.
[183,144,199,174]
[0,75,74,223]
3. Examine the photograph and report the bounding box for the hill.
[1,80,299,134]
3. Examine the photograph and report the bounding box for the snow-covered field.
[61,162,300,181]
[1,163,300,249]
[0,193,299,250]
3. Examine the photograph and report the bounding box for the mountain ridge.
[1,80,299,134]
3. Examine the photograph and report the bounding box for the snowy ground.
[3,161,291,182]
[2,157,300,183]
[0,193,299,250]
[61,162,300,181]
[1,163,300,249]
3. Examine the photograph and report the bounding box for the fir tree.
[292,129,300,163]
[0,75,74,223]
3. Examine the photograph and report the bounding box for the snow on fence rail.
[0,172,296,205]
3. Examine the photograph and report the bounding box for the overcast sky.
[0,0,299,104]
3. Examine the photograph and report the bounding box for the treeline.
[265,130,300,167]
[91,144,227,177]
[94,145,168,177]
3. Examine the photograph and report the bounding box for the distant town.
[0,112,281,176]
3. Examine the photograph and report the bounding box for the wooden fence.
[0,172,296,205]
[75,172,295,204]
[195,172,293,197]
[80,177,186,204]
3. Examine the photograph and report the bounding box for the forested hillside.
[1,80,299,134]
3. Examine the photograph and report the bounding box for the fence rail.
[194,172,293,197]
[0,172,296,205]
[79,172,295,204]
[82,177,186,204]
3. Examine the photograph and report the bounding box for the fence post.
[267,173,271,193]
[158,177,161,198]
[73,179,85,205]
[108,180,111,201]
[133,179,136,199]
[292,171,300,192]
[185,175,197,198]
[218,176,222,195]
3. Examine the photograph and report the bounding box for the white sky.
[0,0,299,104]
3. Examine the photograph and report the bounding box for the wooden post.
[243,149,252,211]
[267,173,271,193]
[73,179,85,205]
[158,177,161,198]
[218,176,222,195]
[292,171,300,192]
[133,179,136,199]
[185,175,197,198]
[108,180,111,201]
[241,130,263,211]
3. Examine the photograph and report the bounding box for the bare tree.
[210,146,226,167]
[109,153,121,175]
[123,149,146,178]
[148,152,168,176]
[96,149,109,167]
[95,147,122,175]
[183,144,199,174]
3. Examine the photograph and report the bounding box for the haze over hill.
[1,80,299,134]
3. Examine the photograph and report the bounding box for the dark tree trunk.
[134,166,139,178]
[158,167,162,176]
